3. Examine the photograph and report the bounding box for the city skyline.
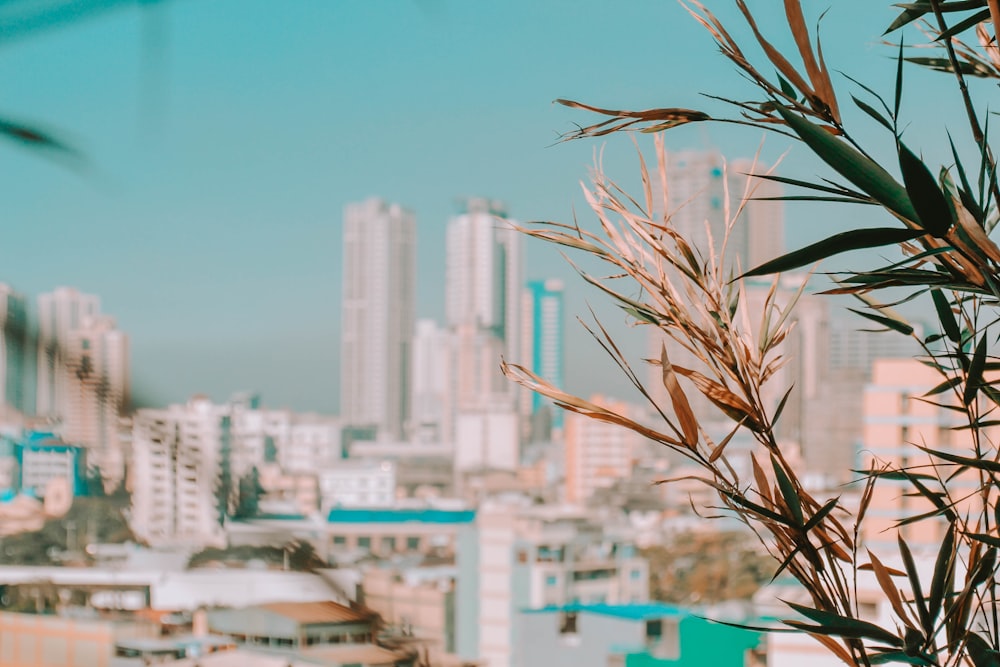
[0,0,915,414]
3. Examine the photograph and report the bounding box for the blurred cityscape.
[0,151,944,667]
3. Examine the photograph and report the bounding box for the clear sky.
[0,0,974,412]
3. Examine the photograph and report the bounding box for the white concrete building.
[62,314,129,484]
[564,396,645,505]
[280,415,341,473]
[340,198,416,441]
[36,287,101,419]
[130,396,333,547]
[454,408,519,472]
[318,460,396,511]
[456,502,649,667]
[446,198,522,418]
[410,319,453,443]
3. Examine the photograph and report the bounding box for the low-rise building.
[319,460,396,511]
[516,603,764,667]
[206,600,377,648]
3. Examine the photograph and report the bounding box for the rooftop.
[326,508,475,524]
[523,602,688,621]
[257,600,374,625]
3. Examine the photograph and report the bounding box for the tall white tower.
[37,287,100,418]
[445,198,521,409]
[340,198,416,441]
[446,198,522,470]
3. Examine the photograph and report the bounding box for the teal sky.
[0,0,976,412]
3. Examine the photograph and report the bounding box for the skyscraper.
[63,314,130,482]
[0,284,28,414]
[340,198,416,441]
[648,152,785,425]
[445,198,521,408]
[36,287,100,418]
[446,198,522,470]
[521,279,565,438]
[659,151,784,271]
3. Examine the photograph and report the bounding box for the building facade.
[340,198,416,442]
[521,280,565,439]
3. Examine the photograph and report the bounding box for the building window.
[546,575,558,587]
[406,536,420,551]
[357,536,371,550]
[630,569,642,581]
[333,535,346,546]
[382,536,396,553]
[518,550,529,564]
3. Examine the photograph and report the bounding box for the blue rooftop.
[326,507,475,524]
[523,602,688,621]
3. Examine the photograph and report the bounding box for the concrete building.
[859,358,985,551]
[453,408,519,473]
[517,603,764,667]
[410,319,453,444]
[455,502,649,667]
[318,460,396,511]
[35,287,100,419]
[280,414,342,474]
[12,431,87,498]
[206,600,378,648]
[362,565,456,657]
[564,396,645,505]
[62,314,129,484]
[0,284,28,414]
[521,280,565,439]
[341,198,416,442]
[446,198,522,417]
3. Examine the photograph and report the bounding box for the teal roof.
[326,508,475,524]
[524,603,688,621]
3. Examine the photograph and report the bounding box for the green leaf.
[783,601,903,646]
[885,4,929,35]
[966,533,1000,548]
[895,37,905,118]
[938,9,992,41]
[899,143,955,237]
[777,72,797,99]
[771,454,804,526]
[750,172,872,200]
[964,335,988,405]
[847,307,914,335]
[898,535,932,635]
[928,523,955,624]
[967,633,1000,667]
[742,227,924,277]
[775,105,918,221]
[803,496,840,532]
[931,289,961,342]
[853,95,895,131]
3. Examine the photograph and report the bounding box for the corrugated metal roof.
[257,600,374,625]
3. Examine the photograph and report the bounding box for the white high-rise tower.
[37,287,100,418]
[446,198,522,470]
[340,198,416,441]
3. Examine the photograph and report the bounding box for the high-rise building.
[63,314,130,484]
[410,319,452,443]
[445,198,522,468]
[340,198,416,441]
[648,152,785,426]
[446,198,522,409]
[36,287,100,418]
[564,395,644,505]
[0,284,28,414]
[521,280,565,438]
[659,151,784,271]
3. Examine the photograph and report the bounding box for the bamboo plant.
[504,2,1000,665]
